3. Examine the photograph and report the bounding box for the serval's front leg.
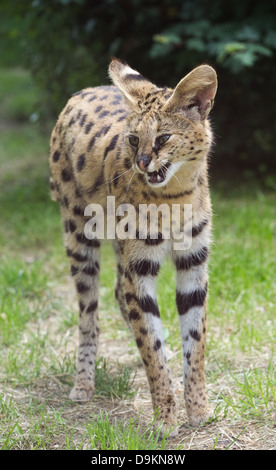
[121,240,178,436]
[173,245,211,426]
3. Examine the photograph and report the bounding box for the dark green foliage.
[1,0,276,179]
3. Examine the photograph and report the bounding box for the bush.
[1,0,276,179]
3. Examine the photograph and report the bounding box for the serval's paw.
[69,383,94,402]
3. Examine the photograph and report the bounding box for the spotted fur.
[49,59,218,435]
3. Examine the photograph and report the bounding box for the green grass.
[0,67,275,450]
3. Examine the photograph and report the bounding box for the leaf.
[186,38,206,52]
[217,42,246,63]
[264,30,276,48]
[153,33,181,46]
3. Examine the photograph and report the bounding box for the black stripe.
[86,301,98,313]
[104,134,119,159]
[138,296,160,317]
[189,329,201,342]
[175,246,208,270]
[76,281,90,293]
[66,248,88,263]
[192,219,208,237]
[176,283,208,316]
[149,189,194,199]
[144,232,164,246]
[82,265,98,276]
[87,125,111,152]
[76,232,100,248]
[77,154,86,171]
[130,259,160,276]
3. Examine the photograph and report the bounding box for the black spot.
[71,265,79,276]
[154,339,162,351]
[79,113,88,127]
[86,301,98,313]
[125,292,138,304]
[63,196,69,208]
[189,329,201,342]
[73,206,83,216]
[85,122,94,134]
[79,301,85,312]
[138,296,160,317]
[176,283,208,316]
[68,219,77,233]
[117,114,127,122]
[136,337,143,348]
[99,110,109,119]
[77,154,86,172]
[111,108,125,116]
[140,327,148,335]
[95,105,103,113]
[64,220,69,233]
[129,309,141,321]
[68,117,75,127]
[52,150,60,162]
[61,168,72,182]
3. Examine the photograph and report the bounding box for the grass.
[0,66,275,450]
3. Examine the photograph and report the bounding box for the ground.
[0,67,275,451]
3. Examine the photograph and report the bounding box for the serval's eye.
[129,135,139,147]
[156,134,171,146]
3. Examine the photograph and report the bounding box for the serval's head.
[109,59,217,189]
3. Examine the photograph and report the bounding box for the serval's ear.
[109,58,158,106]
[164,65,217,120]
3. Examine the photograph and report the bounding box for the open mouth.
[147,162,171,185]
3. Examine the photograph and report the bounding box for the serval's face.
[109,60,216,189]
[125,98,213,189]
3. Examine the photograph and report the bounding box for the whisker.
[166,166,181,187]
[126,169,136,193]
[103,167,133,187]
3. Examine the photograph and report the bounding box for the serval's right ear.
[109,58,158,106]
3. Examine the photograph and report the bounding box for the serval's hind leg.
[60,199,101,402]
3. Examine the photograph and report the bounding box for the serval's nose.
[137,154,151,172]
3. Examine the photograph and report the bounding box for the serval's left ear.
[109,58,158,106]
[164,65,218,120]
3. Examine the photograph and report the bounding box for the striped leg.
[121,242,178,435]
[61,205,101,402]
[113,241,129,324]
[174,245,211,426]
